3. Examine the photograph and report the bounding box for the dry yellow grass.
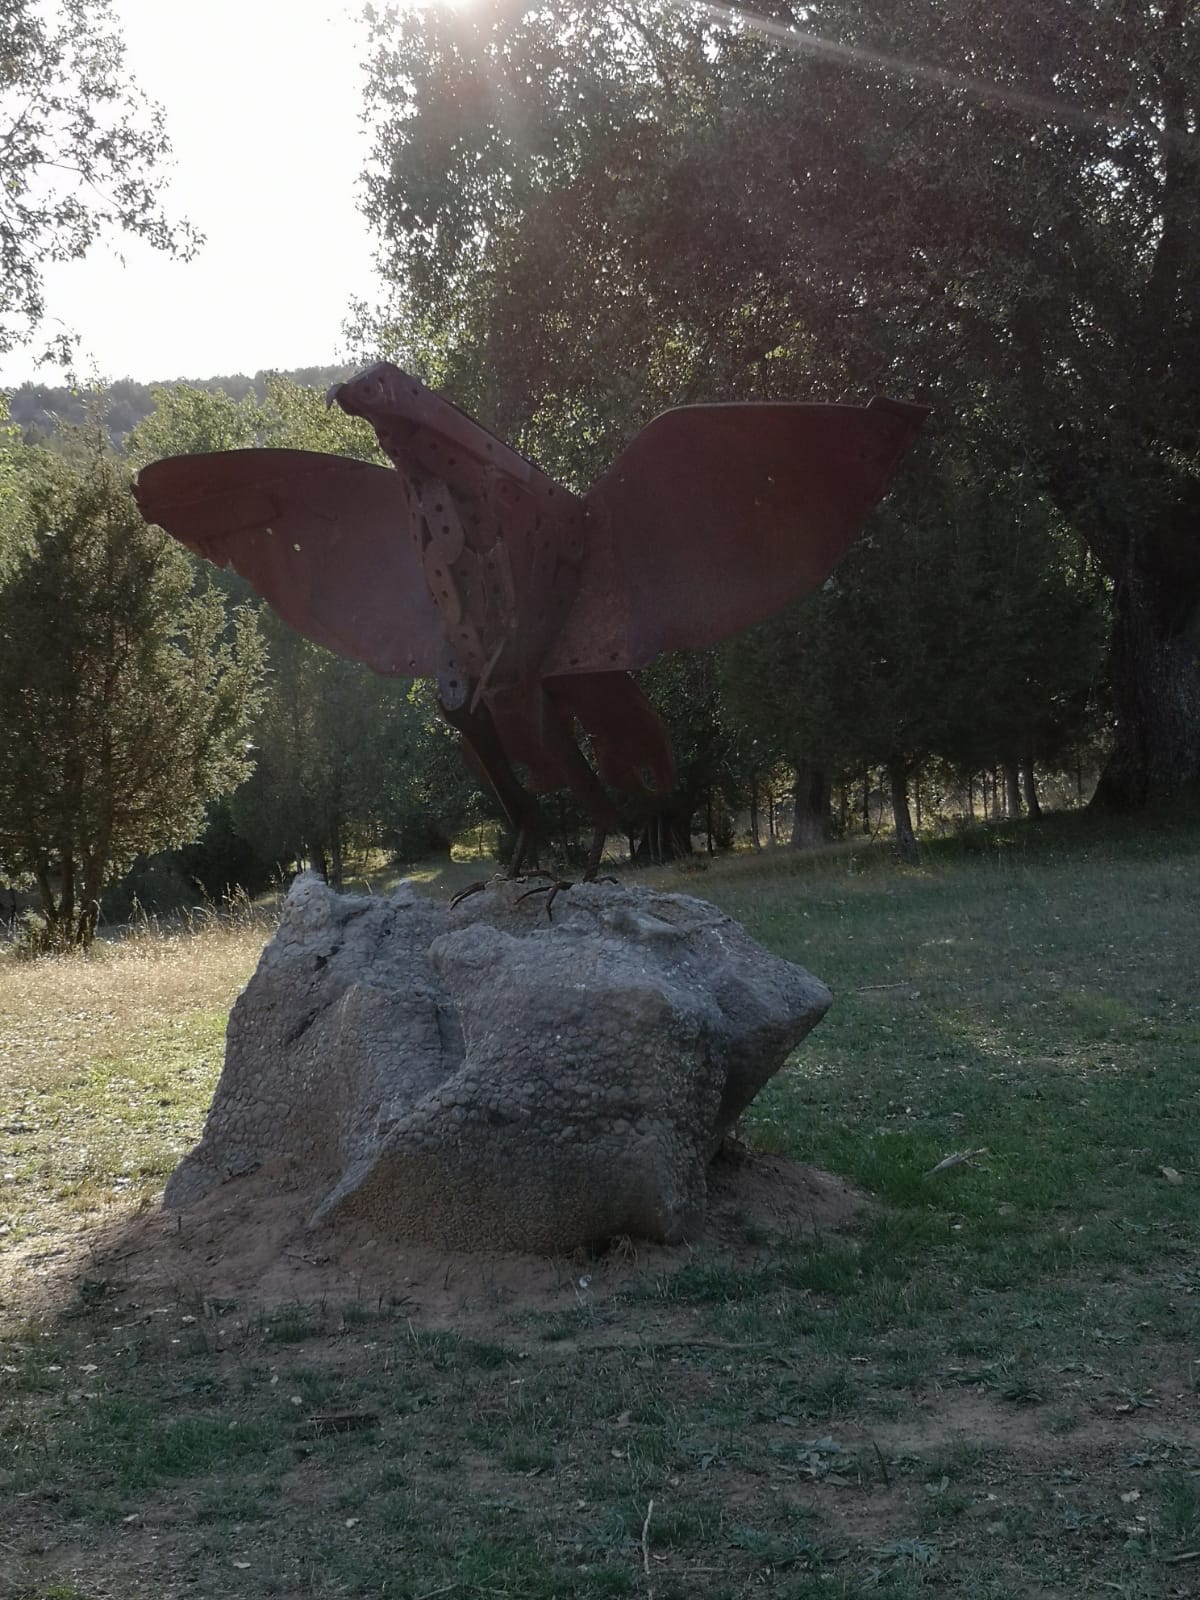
[0,918,274,1305]
[0,920,271,1092]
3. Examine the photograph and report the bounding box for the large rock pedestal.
[165,874,832,1252]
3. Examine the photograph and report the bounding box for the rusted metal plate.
[418,478,466,564]
[133,449,443,678]
[546,672,675,796]
[544,396,928,675]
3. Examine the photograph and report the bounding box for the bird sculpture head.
[328,360,532,482]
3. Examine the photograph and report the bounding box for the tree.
[721,446,1107,856]
[635,648,744,858]
[125,383,262,465]
[0,395,24,573]
[0,444,263,946]
[1,0,198,360]
[371,678,486,864]
[747,0,1199,808]
[357,0,1199,809]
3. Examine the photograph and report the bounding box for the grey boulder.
[164,873,832,1252]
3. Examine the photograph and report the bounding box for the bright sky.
[0,0,381,389]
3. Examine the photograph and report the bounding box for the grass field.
[2,816,1199,1599]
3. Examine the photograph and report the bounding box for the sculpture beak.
[325,382,344,411]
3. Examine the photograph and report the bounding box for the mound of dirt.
[85,1147,862,1334]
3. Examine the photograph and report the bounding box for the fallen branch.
[297,1411,380,1439]
[925,1148,988,1177]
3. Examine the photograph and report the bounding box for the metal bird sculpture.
[132,362,927,877]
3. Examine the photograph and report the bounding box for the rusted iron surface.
[133,362,926,857]
[133,448,443,676]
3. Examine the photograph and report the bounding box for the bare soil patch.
[58,1146,862,1333]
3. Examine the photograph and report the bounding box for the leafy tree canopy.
[1,0,200,362]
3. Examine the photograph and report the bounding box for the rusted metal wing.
[543,396,928,676]
[132,448,443,678]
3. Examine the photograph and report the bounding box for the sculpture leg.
[509,731,619,916]
[583,827,609,882]
[438,693,551,907]
[527,694,619,868]
[507,824,544,878]
[440,697,539,837]
[442,684,619,914]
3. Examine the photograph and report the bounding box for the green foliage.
[124,382,262,465]
[229,619,408,879]
[0,0,199,360]
[8,366,355,449]
[722,450,1108,783]
[0,394,26,578]
[0,442,264,946]
[258,373,383,463]
[123,373,384,469]
[635,649,745,853]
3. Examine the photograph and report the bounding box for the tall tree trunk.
[791,762,832,848]
[767,785,776,842]
[1021,759,1042,819]
[33,851,59,939]
[705,789,714,854]
[861,770,871,835]
[1093,573,1200,808]
[966,774,975,820]
[78,854,105,948]
[630,800,695,863]
[59,849,75,935]
[1003,759,1023,819]
[749,776,761,850]
[888,761,920,865]
[329,817,344,889]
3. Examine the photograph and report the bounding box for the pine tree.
[0,445,264,946]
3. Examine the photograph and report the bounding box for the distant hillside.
[5,365,351,446]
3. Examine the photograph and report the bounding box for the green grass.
[2,812,1199,1598]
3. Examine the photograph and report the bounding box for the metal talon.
[449,880,489,909]
[515,879,572,919]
